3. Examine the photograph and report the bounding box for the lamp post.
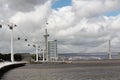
[8,23,17,62]
[35,45,39,62]
[38,46,41,61]
[42,49,45,62]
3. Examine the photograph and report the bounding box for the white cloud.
[72,0,120,17]
[47,12,120,53]
[109,15,120,30]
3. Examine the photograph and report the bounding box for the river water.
[1,63,120,80]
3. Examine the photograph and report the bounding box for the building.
[48,40,58,61]
[16,53,31,62]
[118,53,120,59]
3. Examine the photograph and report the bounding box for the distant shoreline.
[31,59,120,68]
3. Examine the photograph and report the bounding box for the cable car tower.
[43,21,49,61]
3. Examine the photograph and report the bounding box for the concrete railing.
[0,62,26,70]
[0,62,26,69]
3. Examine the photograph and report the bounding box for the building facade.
[48,40,58,61]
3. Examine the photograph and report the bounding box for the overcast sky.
[0,0,120,54]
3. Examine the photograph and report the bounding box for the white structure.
[8,23,17,62]
[108,40,112,59]
[43,29,49,61]
[42,49,45,62]
[48,40,58,61]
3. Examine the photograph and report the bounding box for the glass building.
[48,40,58,61]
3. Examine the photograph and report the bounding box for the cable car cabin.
[0,24,2,28]
[25,39,27,41]
[46,22,48,25]
[9,27,13,29]
[33,45,36,47]
[28,44,30,46]
[18,37,20,40]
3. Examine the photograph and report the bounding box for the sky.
[0,0,120,54]
[52,0,71,9]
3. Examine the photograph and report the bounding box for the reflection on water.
[1,63,120,80]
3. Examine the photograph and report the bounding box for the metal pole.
[43,49,45,62]
[11,27,14,62]
[8,23,16,62]
[55,40,58,61]
[45,29,47,61]
[36,45,38,62]
[47,40,49,61]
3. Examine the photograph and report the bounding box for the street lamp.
[8,23,17,62]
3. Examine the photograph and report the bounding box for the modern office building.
[48,40,58,61]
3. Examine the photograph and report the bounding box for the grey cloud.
[0,0,52,21]
[3,0,49,12]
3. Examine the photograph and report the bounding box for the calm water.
[1,63,120,80]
